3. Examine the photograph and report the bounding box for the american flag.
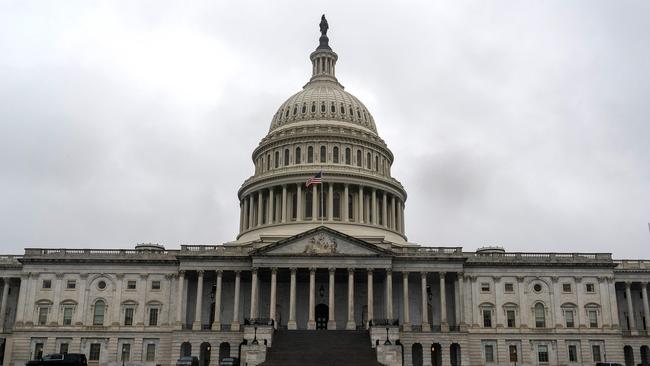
[305,171,322,187]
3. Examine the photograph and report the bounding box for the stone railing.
[180,245,249,256]
[467,252,613,264]
[614,260,650,270]
[398,247,463,257]
[22,248,178,261]
[0,255,22,267]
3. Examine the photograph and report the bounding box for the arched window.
[340,104,345,115]
[266,154,270,171]
[321,102,326,113]
[345,148,351,165]
[412,343,423,366]
[218,343,230,362]
[375,156,379,171]
[535,303,546,328]
[311,103,316,113]
[274,151,279,169]
[333,147,339,163]
[320,146,326,163]
[330,103,335,113]
[284,149,290,166]
[307,146,314,163]
[93,300,105,325]
[295,147,301,164]
[180,343,192,358]
[366,152,371,169]
[356,150,362,167]
[293,105,297,115]
[301,104,306,114]
[333,192,341,219]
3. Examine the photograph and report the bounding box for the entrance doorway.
[316,304,329,329]
[199,342,211,366]
[431,343,442,366]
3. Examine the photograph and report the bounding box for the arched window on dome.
[321,102,326,113]
[320,146,326,163]
[311,103,316,113]
[274,151,279,169]
[284,149,290,166]
[305,191,313,219]
[535,303,546,328]
[340,104,345,115]
[357,109,361,119]
[356,150,362,167]
[345,148,351,165]
[293,105,297,115]
[308,146,314,163]
[285,108,289,118]
[302,104,306,114]
[295,147,301,164]
[333,147,339,163]
[349,104,353,118]
[266,154,271,172]
[366,152,371,169]
[333,192,341,219]
[375,156,379,171]
[330,102,336,113]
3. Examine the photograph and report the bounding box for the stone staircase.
[260,330,384,366]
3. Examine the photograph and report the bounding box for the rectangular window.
[127,280,136,290]
[506,310,516,328]
[121,344,130,362]
[568,345,578,362]
[585,283,595,293]
[538,345,549,363]
[591,345,601,362]
[481,283,491,292]
[565,310,575,328]
[63,307,73,325]
[66,280,76,289]
[89,344,101,361]
[151,281,161,290]
[509,345,518,362]
[124,308,134,326]
[588,310,598,328]
[33,343,44,360]
[146,344,156,362]
[42,280,52,289]
[562,283,572,292]
[59,343,69,354]
[483,309,492,328]
[38,307,48,325]
[504,283,514,292]
[149,308,159,326]
[485,345,494,363]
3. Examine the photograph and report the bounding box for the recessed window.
[308,146,314,163]
[483,309,492,327]
[59,343,69,354]
[295,147,301,164]
[93,300,105,325]
[320,146,326,163]
[509,345,518,363]
[62,307,73,326]
[538,345,549,363]
[33,343,44,360]
[149,308,159,326]
[274,151,279,168]
[151,281,161,290]
[535,303,546,328]
[330,103,335,113]
[506,310,516,328]
[121,344,131,362]
[66,280,76,289]
[89,344,101,361]
[485,345,494,363]
[146,344,156,362]
[504,283,514,292]
[301,104,306,114]
[97,280,106,290]
[127,280,137,290]
[42,280,52,289]
[533,283,542,292]
[311,103,316,113]
[124,308,134,326]
[568,345,578,362]
[562,283,572,292]
[481,283,491,292]
[588,310,598,328]
[591,345,601,362]
[320,102,326,113]
[38,306,49,325]
[333,146,339,163]
[284,149,289,166]
[565,309,575,328]
[585,283,595,293]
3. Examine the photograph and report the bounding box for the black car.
[176,356,199,366]
[26,354,88,366]
[595,363,623,366]
[219,357,239,366]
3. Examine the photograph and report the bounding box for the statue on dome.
[320,15,329,36]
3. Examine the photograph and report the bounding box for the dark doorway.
[316,303,328,329]
[431,343,442,366]
[641,345,649,366]
[450,343,461,366]
[411,343,423,366]
[624,345,634,366]
[200,342,211,366]
[209,303,215,327]
[180,342,192,357]
[218,343,230,362]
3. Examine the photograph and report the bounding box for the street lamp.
[251,326,259,345]
[384,327,391,345]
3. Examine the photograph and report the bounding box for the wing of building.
[1,16,649,366]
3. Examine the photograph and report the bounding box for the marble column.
[402,272,411,331]
[257,191,263,226]
[312,184,318,221]
[193,270,204,330]
[371,189,377,225]
[0,278,9,331]
[110,274,122,326]
[328,268,336,329]
[308,268,316,329]
[382,192,388,227]
[243,197,249,230]
[328,183,334,221]
[358,186,364,224]
[270,268,277,329]
[346,268,356,330]
[386,269,393,319]
[390,196,396,230]
[343,184,349,222]
[576,277,585,328]
[608,277,620,328]
[625,282,636,331]
[458,274,465,327]
[212,270,222,330]
[248,195,255,228]
[288,268,297,329]
[642,282,650,332]
[231,271,241,331]
[421,272,430,331]
[396,200,402,233]
[268,187,274,224]
[367,269,374,328]
[281,185,287,223]
[517,276,528,328]
[239,202,244,232]
[296,184,302,221]
[440,272,448,331]
[250,268,259,319]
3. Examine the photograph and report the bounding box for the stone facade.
[1,16,649,366]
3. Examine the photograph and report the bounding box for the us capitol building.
[1,16,649,366]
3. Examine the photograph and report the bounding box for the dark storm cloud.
[0,0,648,257]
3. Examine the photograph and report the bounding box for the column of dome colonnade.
[175,269,465,332]
[237,15,407,244]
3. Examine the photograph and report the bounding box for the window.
[308,146,314,163]
[66,280,76,289]
[42,280,52,289]
[481,283,490,292]
[301,104,306,114]
[565,309,575,328]
[93,300,105,326]
[366,152,371,169]
[535,303,546,328]
[483,309,492,328]
[591,345,601,362]
[320,146,326,163]
[59,343,69,354]
[97,280,106,290]
[585,283,595,293]
[127,280,136,290]
[356,150,362,167]
[295,147,301,164]
[563,283,572,292]
[63,307,73,325]
[375,156,379,171]
[506,310,516,328]
[330,103,335,113]
[538,345,549,363]
[274,151,279,168]
[568,344,578,362]
[588,309,598,328]
[333,147,339,163]
[121,344,130,362]
[38,306,49,325]
[504,283,514,292]
[345,148,351,165]
[146,344,156,362]
[33,343,44,360]
[311,103,316,113]
[151,281,161,290]
[89,344,101,361]
[509,345,518,362]
[533,283,542,292]
[124,308,134,326]
[320,102,325,113]
[484,345,494,363]
[266,154,270,171]
[149,308,159,326]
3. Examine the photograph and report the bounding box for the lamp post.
[251,326,259,345]
[384,327,391,345]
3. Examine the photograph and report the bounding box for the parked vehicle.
[219,357,239,366]
[175,356,199,366]
[26,354,88,366]
[595,363,623,366]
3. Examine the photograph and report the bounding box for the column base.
[231,322,240,331]
[212,322,221,331]
[421,323,431,332]
[440,323,449,332]
[192,321,202,331]
[346,321,356,330]
[307,321,316,330]
[287,320,297,330]
[327,320,337,330]
[402,323,411,332]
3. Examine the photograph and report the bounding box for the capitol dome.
[236,16,408,245]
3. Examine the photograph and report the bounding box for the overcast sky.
[1,1,649,257]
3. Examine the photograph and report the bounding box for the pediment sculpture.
[303,233,338,254]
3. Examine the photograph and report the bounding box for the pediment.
[251,226,392,257]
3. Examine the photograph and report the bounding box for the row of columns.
[623,281,650,333]
[239,183,406,234]
[0,278,11,332]
[181,269,458,331]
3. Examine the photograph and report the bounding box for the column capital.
[234,270,242,275]
[516,276,525,283]
[328,267,336,274]
[550,276,559,283]
[55,273,65,279]
[366,268,374,274]
[347,268,355,274]
[268,186,274,192]
[625,281,632,287]
[439,271,446,278]
[309,267,317,274]
[178,270,186,276]
[457,271,464,278]
[493,276,501,282]
[79,273,89,279]
[215,269,223,275]
[270,267,278,274]
[574,276,583,283]
[386,268,393,275]
[402,271,410,278]
[420,271,428,279]
[597,276,607,283]
[344,183,349,188]
[289,267,297,274]
[140,273,150,280]
[165,273,176,280]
